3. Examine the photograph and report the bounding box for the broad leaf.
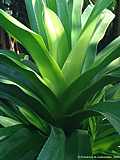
[0,125,23,141]
[37,127,65,160]
[65,130,92,160]
[0,127,46,160]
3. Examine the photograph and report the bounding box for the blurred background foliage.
[0,0,28,52]
[0,0,120,52]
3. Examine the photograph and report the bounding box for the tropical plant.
[0,0,120,159]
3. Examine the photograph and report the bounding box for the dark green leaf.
[0,52,62,118]
[90,100,120,135]
[37,127,65,160]
[0,83,55,125]
[65,130,92,160]
[0,127,46,160]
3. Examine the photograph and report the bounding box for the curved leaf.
[0,127,46,160]
[37,127,65,160]
[60,36,120,113]
[0,9,66,95]
[0,54,63,118]
[90,100,120,135]
[82,8,115,73]
[0,83,55,125]
[62,75,119,114]
[0,91,50,135]
[0,116,21,127]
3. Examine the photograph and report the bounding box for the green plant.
[0,0,120,159]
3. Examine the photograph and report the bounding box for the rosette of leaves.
[0,0,120,159]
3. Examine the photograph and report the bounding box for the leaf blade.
[62,0,113,85]
[90,100,120,135]
[0,9,66,95]
[71,0,83,47]
[43,5,69,68]
[25,0,47,44]
[37,127,65,160]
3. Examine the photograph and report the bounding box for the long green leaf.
[56,0,71,46]
[0,100,30,126]
[0,53,63,118]
[81,4,93,28]
[71,0,83,47]
[0,83,55,125]
[46,0,71,45]
[62,0,113,85]
[0,116,21,127]
[0,50,41,78]
[17,105,50,134]
[63,74,120,114]
[60,36,120,113]
[25,0,47,45]
[43,4,69,68]
[82,8,115,73]
[66,0,73,33]
[0,87,50,135]
[0,9,66,95]
[37,127,65,160]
